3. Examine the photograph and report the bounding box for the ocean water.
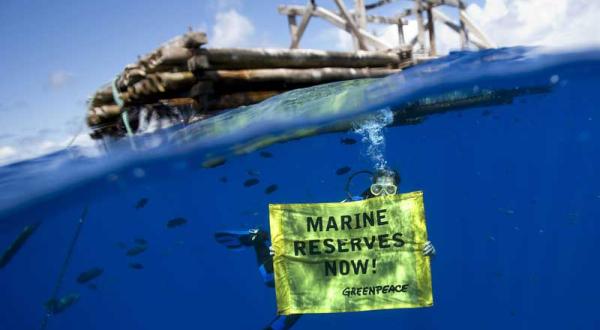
[0,47,599,329]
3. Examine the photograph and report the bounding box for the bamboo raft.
[87,32,412,139]
[87,0,495,140]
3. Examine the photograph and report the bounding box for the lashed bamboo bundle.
[87,30,411,139]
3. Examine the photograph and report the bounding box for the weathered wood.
[87,105,122,125]
[397,23,406,45]
[279,5,392,50]
[458,6,469,49]
[459,10,496,48]
[364,0,396,10]
[333,0,367,50]
[423,0,460,8]
[415,0,426,53]
[190,48,405,70]
[287,15,299,45]
[355,0,367,29]
[432,8,488,49]
[206,91,282,111]
[125,72,196,103]
[291,1,315,49]
[198,67,400,84]
[365,14,403,25]
[426,6,437,56]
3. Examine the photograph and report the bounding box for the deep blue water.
[0,47,599,330]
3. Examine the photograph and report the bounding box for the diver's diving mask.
[370,183,397,196]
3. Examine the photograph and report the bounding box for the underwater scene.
[1,47,599,329]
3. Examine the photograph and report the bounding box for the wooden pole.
[278,5,393,50]
[415,0,426,53]
[354,0,368,50]
[458,1,469,49]
[397,21,406,46]
[334,0,368,50]
[432,8,488,49]
[195,48,404,69]
[426,5,436,56]
[199,67,400,84]
[459,10,496,48]
[287,15,299,46]
[290,1,315,49]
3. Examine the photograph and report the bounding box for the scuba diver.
[214,169,436,330]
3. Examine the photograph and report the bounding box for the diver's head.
[370,169,400,196]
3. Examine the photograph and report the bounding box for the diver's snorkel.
[344,170,373,200]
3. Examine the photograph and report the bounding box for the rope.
[39,207,89,330]
[111,76,135,137]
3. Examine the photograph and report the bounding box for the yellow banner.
[269,191,433,315]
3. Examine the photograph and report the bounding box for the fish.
[336,166,351,175]
[247,169,261,177]
[45,293,80,315]
[244,178,260,187]
[129,263,144,270]
[219,176,228,183]
[135,198,149,209]
[340,137,357,145]
[202,157,226,168]
[126,245,147,256]
[116,242,127,249]
[134,238,148,245]
[265,184,278,194]
[77,267,104,284]
[497,208,515,215]
[482,110,492,116]
[259,151,273,158]
[87,283,98,290]
[167,217,187,229]
[0,223,40,269]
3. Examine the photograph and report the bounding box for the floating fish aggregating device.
[87,0,496,140]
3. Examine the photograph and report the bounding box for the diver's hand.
[422,241,436,257]
[269,245,275,256]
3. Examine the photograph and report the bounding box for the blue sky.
[0,0,598,164]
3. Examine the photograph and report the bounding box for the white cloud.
[467,0,600,48]
[0,146,17,160]
[211,9,255,47]
[324,0,600,54]
[48,70,73,89]
[0,135,98,166]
